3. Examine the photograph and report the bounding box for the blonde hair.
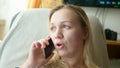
[45,4,99,68]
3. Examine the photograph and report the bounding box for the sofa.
[0,8,110,68]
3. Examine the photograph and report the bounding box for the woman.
[21,4,99,68]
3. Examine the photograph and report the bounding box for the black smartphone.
[43,38,55,58]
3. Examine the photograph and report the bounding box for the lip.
[55,43,64,50]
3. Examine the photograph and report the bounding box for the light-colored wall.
[0,0,120,40]
[82,7,120,40]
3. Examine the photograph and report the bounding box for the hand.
[21,36,54,68]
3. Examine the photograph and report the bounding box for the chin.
[58,51,68,58]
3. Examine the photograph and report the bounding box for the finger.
[38,39,47,48]
[36,41,42,48]
[33,41,41,48]
[45,35,51,45]
[31,41,37,50]
[46,35,51,40]
[44,38,49,46]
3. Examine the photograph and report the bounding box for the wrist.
[20,60,44,68]
[20,61,38,68]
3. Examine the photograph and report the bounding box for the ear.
[83,27,89,40]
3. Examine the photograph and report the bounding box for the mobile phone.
[43,38,55,58]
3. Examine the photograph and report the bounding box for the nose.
[54,29,63,39]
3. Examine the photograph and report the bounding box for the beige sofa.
[0,8,110,68]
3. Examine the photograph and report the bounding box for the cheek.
[66,30,84,47]
[49,33,55,43]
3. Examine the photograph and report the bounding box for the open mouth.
[57,44,62,46]
[56,43,63,49]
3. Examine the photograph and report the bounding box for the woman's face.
[49,8,87,58]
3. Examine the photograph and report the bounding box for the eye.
[63,25,71,29]
[50,26,56,32]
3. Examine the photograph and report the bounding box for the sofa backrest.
[0,8,51,68]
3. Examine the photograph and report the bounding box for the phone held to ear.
[43,38,55,58]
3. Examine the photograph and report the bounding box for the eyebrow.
[50,20,72,24]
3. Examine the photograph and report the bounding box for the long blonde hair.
[45,4,99,68]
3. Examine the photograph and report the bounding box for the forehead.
[50,8,80,23]
[52,8,77,18]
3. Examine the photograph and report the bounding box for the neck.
[61,54,87,68]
